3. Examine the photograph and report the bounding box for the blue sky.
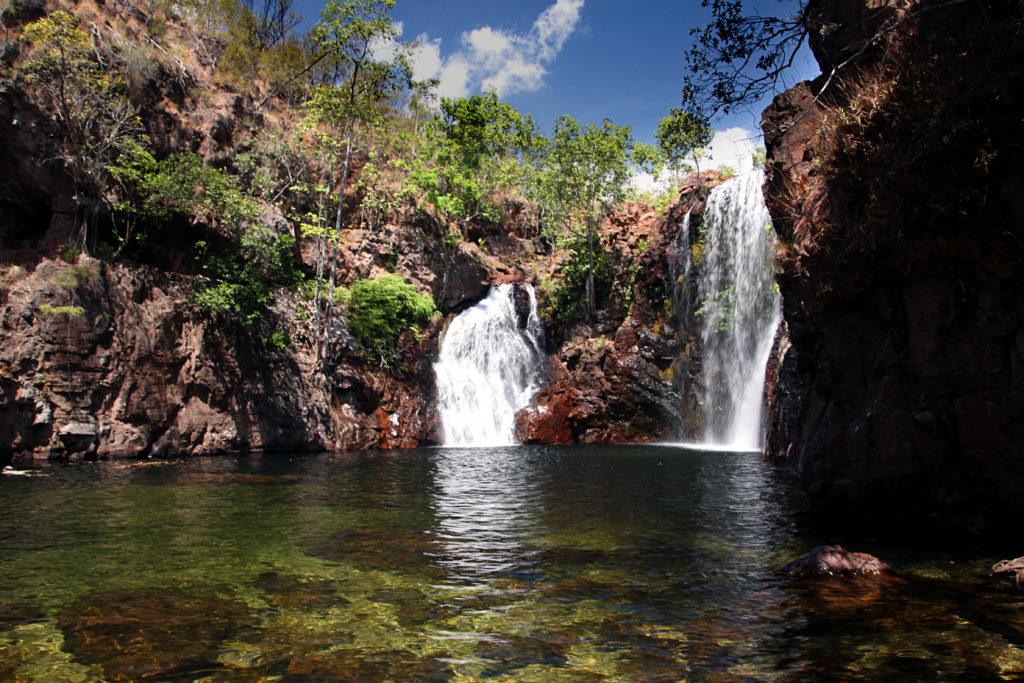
[295,0,819,164]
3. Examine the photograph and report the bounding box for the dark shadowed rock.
[784,545,893,578]
[761,0,1024,530]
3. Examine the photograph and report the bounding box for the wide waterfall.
[434,284,545,446]
[692,170,781,450]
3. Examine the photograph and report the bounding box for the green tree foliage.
[546,236,612,323]
[536,115,634,324]
[752,146,766,169]
[112,152,260,231]
[189,228,302,326]
[345,273,436,362]
[655,107,712,182]
[235,125,316,206]
[20,10,145,252]
[411,91,544,234]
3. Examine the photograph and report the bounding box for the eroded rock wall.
[762,0,1024,526]
[0,257,442,462]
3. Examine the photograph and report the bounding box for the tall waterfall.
[693,170,780,450]
[434,284,545,446]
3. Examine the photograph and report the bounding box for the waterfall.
[693,170,780,450]
[434,284,545,446]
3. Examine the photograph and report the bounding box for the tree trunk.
[584,225,596,324]
[322,131,356,362]
[313,204,326,361]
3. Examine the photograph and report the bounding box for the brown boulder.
[784,545,893,578]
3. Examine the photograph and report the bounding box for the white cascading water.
[693,170,781,450]
[434,284,545,446]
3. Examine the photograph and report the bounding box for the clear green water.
[0,445,1021,681]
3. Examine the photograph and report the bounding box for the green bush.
[111,151,260,233]
[346,274,436,358]
[190,230,302,325]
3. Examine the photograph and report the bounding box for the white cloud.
[536,0,585,60]
[403,0,584,98]
[408,34,444,83]
[702,127,759,175]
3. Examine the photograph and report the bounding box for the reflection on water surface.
[0,445,1021,680]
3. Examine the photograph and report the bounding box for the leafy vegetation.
[10,0,761,365]
[655,107,712,181]
[533,115,634,324]
[410,90,543,233]
[545,235,613,323]
[345,274,436,361]
[189,229,302,326]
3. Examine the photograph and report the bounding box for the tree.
[21,10,145,253]
[235,125,316,206]
[537,115,634,324]
[241,0,301,53]
[302,0,411,361]
[655,107,712,185]
[681,0,810,119]
[215,0,310,101]
[411,90,543,235]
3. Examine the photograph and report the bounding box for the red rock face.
[761,0,1024,528]
[515,315,680,445]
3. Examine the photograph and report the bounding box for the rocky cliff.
[761,0,1024,527]
[0,0,698,461]
[0,195,697,461]
[0,0,757,463]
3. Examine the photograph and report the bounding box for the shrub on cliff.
[345,274,436,362]
[189,228,302,327]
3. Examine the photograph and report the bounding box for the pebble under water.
[0,445,1021,680]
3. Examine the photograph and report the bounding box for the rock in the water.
[989,557,1024,587]
[784,545,893,578]
[56,587,251,680]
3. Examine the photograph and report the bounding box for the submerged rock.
[0,602,44,632]
[282,649,454,682]
[56,586,251,680]
[784,545,893,578]
[304,527,444,578]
